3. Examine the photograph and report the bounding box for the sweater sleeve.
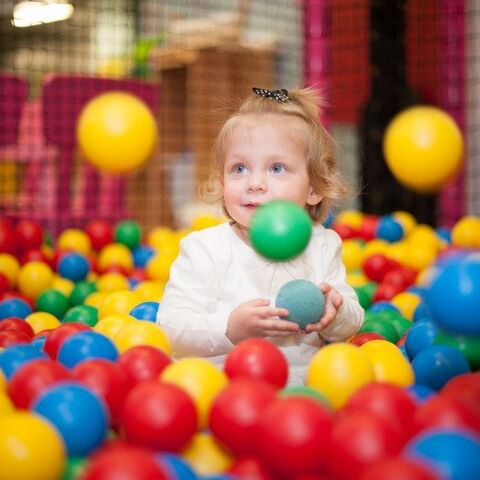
[317,230,364,342]
[155,233,234,358]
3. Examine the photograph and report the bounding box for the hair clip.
[252,87,291,103]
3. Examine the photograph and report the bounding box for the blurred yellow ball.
[335,210,364,229]
[17,261,54,299]
[401,241,437,271]
[392,211,416,236]
[451,215,480,249]
[161,358,228,428]
[391,292,421,320]
[362,239,389,260]
[98,290,140,320]
[94,313,135,339]
[26,312,61,334]
[84,291,109,309]
[0,391,14,417]
[114,320,171,355]
[57,229,92,256]
[181,433,232,476]
[384,106,463,193]
[307,343,375,410]
[134,280,165,302]
[0,411,65,480]
[342,240,364,272]
[147,227,177,250]
[97,243,133,273]
[51,275,75,298]
[190,214,223,231]
[385,241,408,265]
[96,272,129,292]
[0,253,20,287]
[346,271,369,288]
[360,340,414,387]
[408,224,441,252]
[146,253,175,282]
[0,370,6,392]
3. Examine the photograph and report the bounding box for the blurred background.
[0,0,478,236]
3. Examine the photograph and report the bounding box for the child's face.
[222,114,321,233]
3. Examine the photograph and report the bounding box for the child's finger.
[259,307,289,318]
[261,318,299,332]
[263,330,296,337]
[250,298,271,307]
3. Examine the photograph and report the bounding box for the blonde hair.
[202,87,349,223]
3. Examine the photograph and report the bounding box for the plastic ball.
[0,254,19,287]
[35,289,70,319]
[58,252,90,282]
[85,219,114,251]
[412,345,471,391]
[15,220,44,253]
[33,382,108,456]
[158,453,197,480]
[132,244,155,268]
[0,411,65,480]
[391,292,421,320]
[115,220,142,249]
[51,275,75,297]
[96,272,129,292]
[376,215,404,243]
[25,311,61,333]
[77,92,157,174]
[17,261,54,299]
[57,229,92,256]
[405,320,438,359]
[98,243,133,273]
[43,322,91,360]
[383,106,464,193]
[275,279,324,328]
[0,317,34,339]
[98,290,140,320]
[161,358,228,429]
[69,280,97,306]
[57,330,119,369]
[434,331,480,370]
[129,301,160,322]
[113,320,171,355]
[0,298,32,320]
[224,338,289,389]
[134,280,165,302]
[0,344,47,380]
[342,239,364,271]
[451,215,480,249]
[93,313,134,339]
[392,211,417,236]
[307,343,375,409]
[63,305,98,327]
[335,209,364,229]
[425,254,480,335]
[0,219,17,255]
[249,200,312,261]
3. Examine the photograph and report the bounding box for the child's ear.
[307,187,322,206]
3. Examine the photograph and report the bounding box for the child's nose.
[247,173,267,191]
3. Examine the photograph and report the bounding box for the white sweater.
[156,222,364,384]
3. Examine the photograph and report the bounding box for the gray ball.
[275,279,325,328]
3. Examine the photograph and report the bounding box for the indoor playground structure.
[1,1,480,479]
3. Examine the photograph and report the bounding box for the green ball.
[249,200,312,261]
[62,456,86,480]
[64,305,98,327]
[434,331,480,371]
[69,281,97,306]
[280,385,331,408]
[275,279,324,328]
[354,286,372,310]
[36,289,70,319]
[359,315,400,343]
[115,220,142,249]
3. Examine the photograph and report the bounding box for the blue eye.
[271,163,285,174]
[234,164,246,174]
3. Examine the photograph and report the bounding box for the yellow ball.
[335,210,364,229]
[384,106,464,193]
[0,391,14,417]
[0,370,6,392]
[113,320,171,355]
[385,241,408,265]
[77,92,158,174]
[391,292,421,320]
[146,252,175,282]
[360,340,414,387]
[342,240,364,272]
[51,275,75,298]
[362,239,389,260]
[17,261,54,299]
[94,313,135,339]
[306,343,375,410]
[0,253,20,287]
[392,211,416,236]
[408,224,441,252]
[25,312,61,334]
[401,241,437,271]
[98,290,140,320]
[181,433,232,476]
[96,272,130,292]
[190,214,223,231]
[451,215,480,249]
[161,358,228,429]
[57,229,92,256]
[147,227,177,250]
[346,271,369,288]
[134,280,165,302]
[84,291,109,309]
[0,412,65,480]
[98,243,133,273]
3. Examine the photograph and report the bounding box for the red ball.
[209,378,277,456]
[341,382,417,438]
[71,359,130,426]
[332,223,359,240]
[0,218,17,255]
[118,345,172,389]
[0,317,34,339]
[349,332,385,346]
[82,444,170,480]
[0,272,10,295]
[382,267,418,290]
[20,248,52,267]
[7,358,70,409]
[227,456,276,480]
[363,254,399,283]
[441,372,480,409]
[358,215,380,241]
[2,291,35,309]
[325,412,406,480]
[360,458,440,480]
[372,282,404,303]
[43,322,91,359]
[15,219,43,253]
[122,380,197,452]
[0,329,31,348]
[258,396,333,477]
[414,393,480,435]
[85,220,114,251]
[224,338,289,389]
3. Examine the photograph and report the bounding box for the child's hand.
[304,282,343,333]
[226,299,300,344]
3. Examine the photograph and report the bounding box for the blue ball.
[58,252,90,282]
[57,331,118,369]
[405,320,438,359]
[425,254,480,335]
[412,302,432,322]
[436,227,452,244]
[412,345,470,391]
[130,301,160,322]
[275,279,324,328]
[375,215,404,242]
[132,244,155,268]
[33,382,108,456]
[404,429,480,480]
[0,298,32,320]
[369,301,400,314]
[407,384,435,403]
[158,453,198,480]
[0,344,47,379]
